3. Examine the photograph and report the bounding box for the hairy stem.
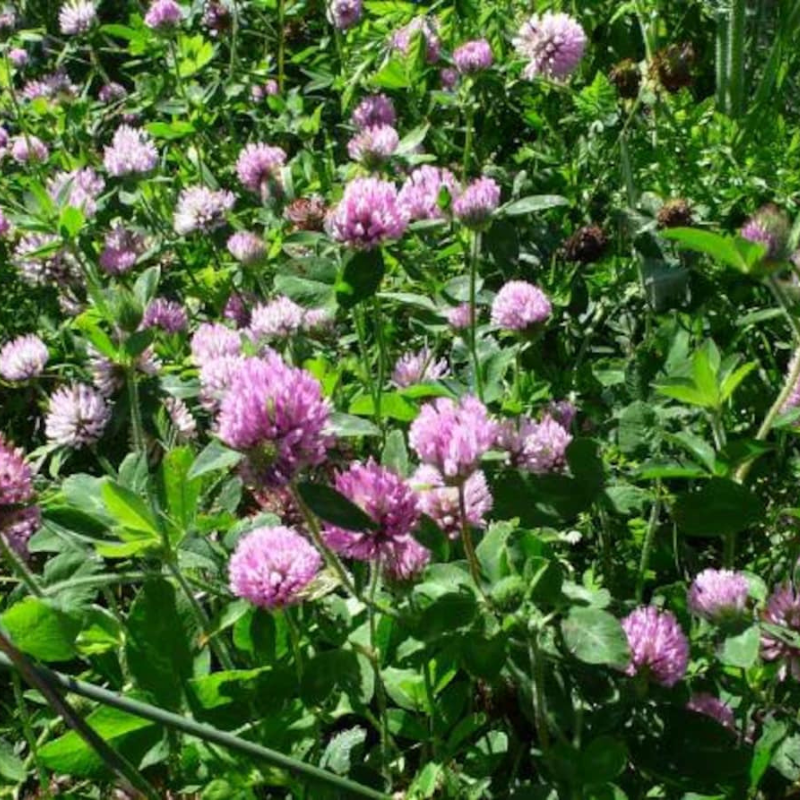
[468,231,484,401]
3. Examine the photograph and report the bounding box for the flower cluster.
[491,281,552,331]
[104,126,158,177]
[0,335,48,381]
[45,384,111,448]
[410,396,497,481]
[0,436,39,556]
[230,525,322,608]
[498,414,572,474]
[391,347,449,388]
[398,166,459,222]
[324,460,423,569]
[621,606,689,687]
[174,186,235,235]
[513,12,587,80]
[687,569,750,624]
[453,39,494,74]
[236,143,287,200]
[217,355,333,485]
[326,177,408,249]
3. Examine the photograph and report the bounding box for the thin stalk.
[372,296,387,429]
[768,276,800,341]
[290,484,358,598]
[710,410,727,452]
[636,484,662,602]
[458,483,483,589]
[229,0,239,74]
[735,278,800,483]
[723,529,737,569]
[43,571,148,597]
[165,560,235,671]
[354,306,379,426]
[277,0,286,92]
[528,634,551,755]
[0,535,43,597]
[0,630,160,800]
[126,367,147,455]
[13,671,50,798]
[468,231,484,401]
[368,562,390,780]
[462,98,474,178]
[0,651,392,800]
[284,607,305,682]
[727,0,746,118]
[715,6,729,110]
[168,39,188,102]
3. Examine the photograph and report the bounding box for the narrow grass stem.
[0,650,392,800]
[468,231,484,401]
[0,629,160,800]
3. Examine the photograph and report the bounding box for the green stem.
[126,366,147,455]
[636,484,662,603]
[0,650,391,800]
[13,671,49,797]
[290,485,358,598]
[468,231,484,401]
[735,278,800,483]
[368,562,390,780]
[355,307,379,426]
[277,0,286,92]
[723,529,737,569]
[168,561,235,670]
[0,534,43,597]
[372,296,387,430]
[528,633,551,755]
[462,98,474,178]
[229,0,239,75]
[715,7,729,110]
[283,607,305,682]
[458,483,482,589]
[710,410,727,452]
[0,630,160,800]
[727,0,746,118]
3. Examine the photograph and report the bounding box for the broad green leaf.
[720,625,760,668]
[1,597,80,662]
[720,361,757,403]
[160,446,201,534]
[145,121,195,140]
[296,482,378,531]
[661,228,749,272]
[580,736,628,784]
[101,481,161,538]
[372,58,409,90]
[561,607,630,667]
[655,377,716,408]
[0,739,25,782]
[38,705,155,777]
[673,478,764,537]
[320,727,367,775]
[125,579,193,709]
[187,439,242,480]
[750,719,788,790]
[336,249,385,309]
[500,195,569,217]
[328,412,381,438]
[349,392,417,422]
[381,429,409,476]
[59,206,85,239]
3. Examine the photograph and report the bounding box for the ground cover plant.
[3,0,800,797]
